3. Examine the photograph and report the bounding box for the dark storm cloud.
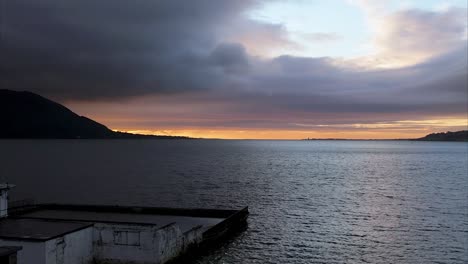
[1,0,467,124]
[0,0,258,99]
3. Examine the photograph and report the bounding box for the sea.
[1,139,467,263]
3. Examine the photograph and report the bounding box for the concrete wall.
[0,239,45,264]
[93,223,160,263]
[45,227,93,264]
[0,222,204,264]
[92,222,203,264]
[155,224,182,264]
[156,224,203,264]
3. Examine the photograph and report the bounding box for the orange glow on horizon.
[66,99,467,140]
[110,129,419,140]
[111,127,463,140]
[107,118,467,140]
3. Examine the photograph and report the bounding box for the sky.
[1,0,467,139]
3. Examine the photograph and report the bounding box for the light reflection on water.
[1,140,467,263]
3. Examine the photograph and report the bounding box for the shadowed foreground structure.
[0,186,248,264]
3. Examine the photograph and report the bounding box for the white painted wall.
[0,189,9,218]
[0,221,204,264]
[156,224,183,263]
[93,222,204,264]
[0,239,45,264]
[93,223,160,263]
[157,225,203,264]
[45,227,93,264]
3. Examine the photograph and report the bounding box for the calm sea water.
[1,140,467,263]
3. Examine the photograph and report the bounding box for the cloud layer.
[1,0,263,99]
[1,0,467,137]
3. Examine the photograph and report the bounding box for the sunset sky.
[2,0,467,139]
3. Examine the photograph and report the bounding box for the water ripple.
[1,140,467,263]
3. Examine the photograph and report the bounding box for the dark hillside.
[0,89,186,139]
[416,130,468,142]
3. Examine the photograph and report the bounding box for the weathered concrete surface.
[45,227,93,264]
[21,209,223,233]
[4,204,249,264]
[93,223,159,263]
[0,218,91,240]
[1,222,204,264]
[92,222,203,264]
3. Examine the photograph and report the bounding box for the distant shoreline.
[1,90,466,141]
[2,138,467,142]
[302,130,468,142]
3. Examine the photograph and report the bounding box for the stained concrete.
[3,204,248,264]
[20,209,223,233]
[45,227,93,264]
[0,219,92,241]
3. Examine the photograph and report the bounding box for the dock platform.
[0,203,249,264]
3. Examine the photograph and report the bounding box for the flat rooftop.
[0,218,92,241]
[20,209,224,233]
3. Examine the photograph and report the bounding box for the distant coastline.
[1,89,466,141]
[412,130,468,142]
[302,130,468,142]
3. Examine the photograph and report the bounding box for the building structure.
[0,184,248,264]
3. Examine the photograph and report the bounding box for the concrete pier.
[0,203,248,264]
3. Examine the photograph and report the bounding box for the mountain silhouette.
[0,89,185,139]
